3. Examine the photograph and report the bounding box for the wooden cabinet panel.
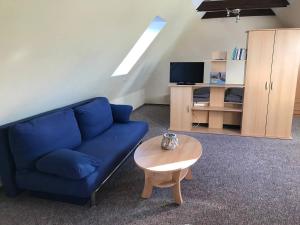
[224,112,242,125]
[209,112,223,129]
[209,87,225,128]
[294,71,300,116]
[192,111,208,123]
[170,87,192,131]
[242,31,275,137]
[266,30,300,138]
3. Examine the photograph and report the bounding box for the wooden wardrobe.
[242,29,300,139]
[295,74,300,116]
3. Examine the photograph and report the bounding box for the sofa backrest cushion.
[36,149,101,180]
[74,98,113,139]
[9,110,82,170]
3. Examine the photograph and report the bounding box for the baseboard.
[144,103,170,106]
[131,103,169,112]
[144,95,170,105]
[111,89,145,110]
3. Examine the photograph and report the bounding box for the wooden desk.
[169,83,244,135]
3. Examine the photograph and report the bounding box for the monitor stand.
[177,82,196,85]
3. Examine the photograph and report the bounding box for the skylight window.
[112,16,167,77]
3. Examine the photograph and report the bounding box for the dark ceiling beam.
[202,9,276,19]
[198,0,290,12]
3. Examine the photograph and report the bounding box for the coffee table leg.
[142,170,153,199]
[185,168,193,180]
[172,170,183,205]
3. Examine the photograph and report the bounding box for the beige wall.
[0,0,196,125]
[275,0,300,27]
[0,0,292,125]
[145,16,283,104]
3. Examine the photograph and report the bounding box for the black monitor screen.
[170,62,204,84]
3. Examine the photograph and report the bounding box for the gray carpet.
[1,105,300,225]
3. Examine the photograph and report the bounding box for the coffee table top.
[134,135,202,172]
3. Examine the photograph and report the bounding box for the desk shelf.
[192,106,243,113]
[191,126,241,136]
[170,84,244,136]
[169,83,245,88]
[204,59,247,62]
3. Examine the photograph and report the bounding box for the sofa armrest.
[110,104,133,123]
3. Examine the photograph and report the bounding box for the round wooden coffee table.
[134,134,202,205]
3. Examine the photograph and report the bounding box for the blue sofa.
[0,97,148,205]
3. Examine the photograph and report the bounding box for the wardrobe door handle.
[265,82,268,90]
[270,82,273,90]
[187,106,190,113]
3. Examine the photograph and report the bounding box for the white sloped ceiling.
[0,0,197,124]
[1,0,295,124]
[274,0,300,27]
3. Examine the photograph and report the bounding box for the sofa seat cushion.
[74,98,113,140]
[9,110,82,170]
[76,121,148,162]
[16,167,109,198]
[36,149,101,180]
[16,148,120,198]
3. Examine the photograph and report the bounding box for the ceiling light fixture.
[226,8,241,23]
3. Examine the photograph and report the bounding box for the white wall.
[145,16,283,104]
[275,0,300,27]
[0,0,293,125]
[0,0,194,125]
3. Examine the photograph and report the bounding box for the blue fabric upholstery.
[9,110,81,170]
[36,149,101,180]
[0,130,19,197]
[0,98,101,198]
[0,97,148,204]
[16,121,148,198]
[16,169,108,198]
[110,104,133,123]
[76,121,149,162]
[74,98,113,139]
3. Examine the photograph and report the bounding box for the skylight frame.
[112,16,167,77]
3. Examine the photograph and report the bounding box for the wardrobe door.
[170,87,192,131]
[266,30,300,138]
[242,31,275,137]
[295,73,300,116]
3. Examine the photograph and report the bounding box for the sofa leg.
[90,192,97,207]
